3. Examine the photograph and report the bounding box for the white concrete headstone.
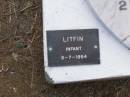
[87,0,130,48]
[43,0,130,84]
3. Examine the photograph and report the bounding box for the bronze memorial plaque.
[47,29,100,67]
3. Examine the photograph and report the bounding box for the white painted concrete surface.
[43,0,130,84]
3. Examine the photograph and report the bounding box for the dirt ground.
[0,0,130,97]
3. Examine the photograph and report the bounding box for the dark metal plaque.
[47,29,100,67]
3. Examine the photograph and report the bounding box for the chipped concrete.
[45,72,55,84]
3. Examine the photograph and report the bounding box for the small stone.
[16,42,27,48]
[12,53,18,61]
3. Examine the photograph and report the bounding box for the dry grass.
[0,0,130,97]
